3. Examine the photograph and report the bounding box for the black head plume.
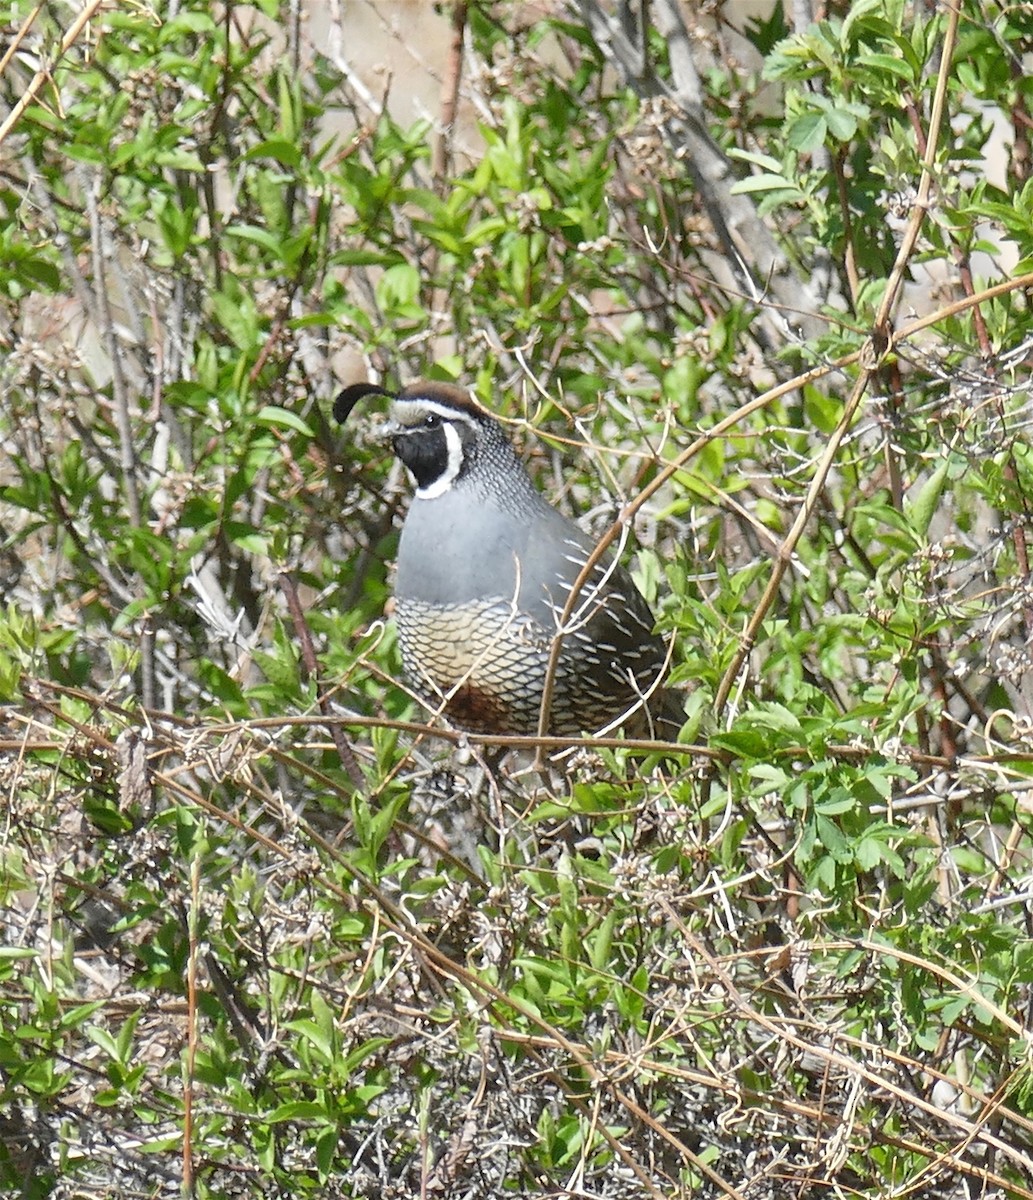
[333,382,396,424]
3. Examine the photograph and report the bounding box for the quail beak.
[373,415,404,442]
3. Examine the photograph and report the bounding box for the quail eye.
[424,413,441,429]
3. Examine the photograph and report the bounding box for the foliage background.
[2,0,1033,1196]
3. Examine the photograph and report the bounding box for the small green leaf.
[255,406,314,437]
[283,1019,333,1061]
[824,106,859,142]
[154,148,206,171]
[0,947,38,961]
[787,113,827,152]
[266,1100,328,1123]
[211,289,259,353]
[225,224,284,254]
[857,50,916,83]
[905,460,950,539]
[730,173,801,195]
[242,138,302,167]
[728,148,786,173]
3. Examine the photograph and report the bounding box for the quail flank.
[335,380,681,738]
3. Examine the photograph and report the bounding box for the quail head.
[335,379,681,739]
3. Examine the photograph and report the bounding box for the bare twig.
[577,0,828,347]
[0,0,106,148]
[279,570,366,791]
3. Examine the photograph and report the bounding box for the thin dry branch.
[576,0,828,347]
[0,0,107,147]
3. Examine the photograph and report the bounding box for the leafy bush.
[2,1,1033,1196]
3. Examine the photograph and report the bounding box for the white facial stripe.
[393,398,479,429]
[415,421,464,500]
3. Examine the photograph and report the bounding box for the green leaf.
[727,148,786,173]
[823,105,859,142]
[905,460,950,539]
[154,148,206,171]
[856,50,916,83]
[0,947,38,961]
[266,1100,328,1122]
[255,405,315,437]
[242,138,302,167]
[211,288,259,352]
[787,113,827,152]
[284,1017,334,1060]
[730,173,801,195]
[841,0,894,44]
[375,261,421,310]
[225,223,285,255]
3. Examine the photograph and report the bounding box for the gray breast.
[393,485,670,735]
[395,485,541,610]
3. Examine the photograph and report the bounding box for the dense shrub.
[1,1,1032,1195]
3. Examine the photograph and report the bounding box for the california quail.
[335,380,681,738]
